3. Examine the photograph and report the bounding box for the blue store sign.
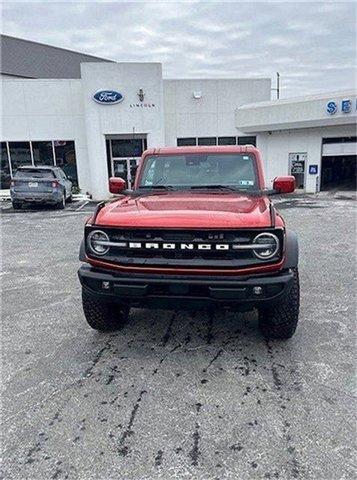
[93,90,124,104]
[341,99,352,113]
[326,101,337,115]
[309,165,318,175]
[326,98,356,115]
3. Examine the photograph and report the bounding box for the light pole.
[271,72,280,99]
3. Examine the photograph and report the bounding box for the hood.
[95,191,275,229]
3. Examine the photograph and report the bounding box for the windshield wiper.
[137,185,176,190]
[135,185,263,195]
[189,185,243,192]
[189,185,266,195]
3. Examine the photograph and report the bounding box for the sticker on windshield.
[243,156,250,160]
[239,180,254,186]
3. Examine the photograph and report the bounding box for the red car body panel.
[94,192,283,229]
[87,145,286,275]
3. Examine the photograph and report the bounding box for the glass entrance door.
[108,137,147,189]
[289,152,307,189]
[112,158,141,189]
[113,159,128,181]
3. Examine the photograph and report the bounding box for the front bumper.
[78,264,294,310]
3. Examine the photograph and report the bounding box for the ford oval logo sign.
[93,90,124,105]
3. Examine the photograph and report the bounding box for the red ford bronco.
[78,146,299,339]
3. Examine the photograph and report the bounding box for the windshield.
[14,169,55,179]
[139,154,259,190]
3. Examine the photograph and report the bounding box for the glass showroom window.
[238,136,256,146]
[218,137,236,145]
[0,142,12,189]
[54,140,78,187]
[198,137,217,146]
[111,138,147,158]
[32,141,54,166]
[9,141,32,171]
[323,136,357,144]
[177,138,196,146]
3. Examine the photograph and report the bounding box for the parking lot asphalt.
[1,195,356,480]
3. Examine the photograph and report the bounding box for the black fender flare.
[283,230,299,269]
[79,239,86,261]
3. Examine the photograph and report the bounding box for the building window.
[177,138,197,146]
[218,136,236,145]
[110,138,146,158]
[8,141,32,171]
[0,142,11,189]
[198,137,217,146]
[322,136,357,144]
[238,136,256,146]
[0,140,79,190]
[54,140,78,187]
[32,141,54,166]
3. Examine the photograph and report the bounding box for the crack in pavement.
[189,402,202,466]
[205,311,214,344]
[161,312,176,346]
[118,389,147,456]
[154,449,164,467]
[265,340,303,479]
[202,349,223,373]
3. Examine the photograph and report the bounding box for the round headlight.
[88,230,110,255]
[253,232,279,260]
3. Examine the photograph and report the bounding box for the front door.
[112,159,128,182]
[108,137,147,189]
[289,152,307,189]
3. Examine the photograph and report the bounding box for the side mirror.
[109,177,126,194]
[272,176,295,194]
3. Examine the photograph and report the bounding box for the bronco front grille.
[85,227,284,270]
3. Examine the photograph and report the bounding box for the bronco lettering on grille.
[127,242,230,251]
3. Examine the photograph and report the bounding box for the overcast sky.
[2,1,356,98]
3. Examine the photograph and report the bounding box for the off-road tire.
[82,289,130,331]
[12,201,22,210]
[258,267,300,339]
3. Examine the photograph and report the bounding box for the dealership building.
[1,35,356,199]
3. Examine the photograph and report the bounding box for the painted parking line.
[0,202,12,211]
[75,200,90,211]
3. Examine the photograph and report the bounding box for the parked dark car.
[10,166,73,209]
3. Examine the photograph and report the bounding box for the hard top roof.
[143,145,259,156]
